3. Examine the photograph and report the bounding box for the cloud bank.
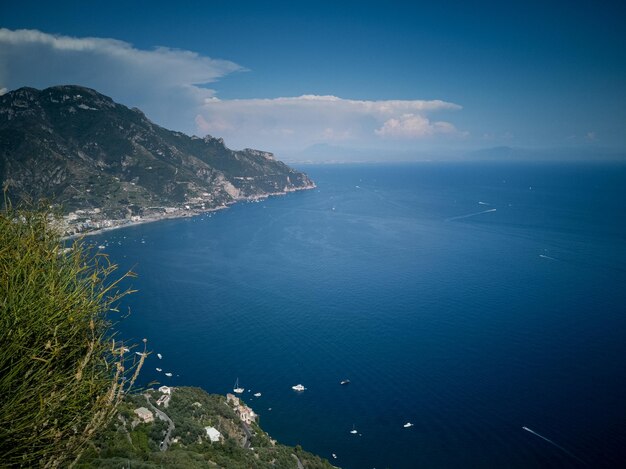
[0,28,242,132]
[0,28,465,153]
[196,95,464,151]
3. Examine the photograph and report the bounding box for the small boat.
[233,378,244,394]
[157,353,162,359]
[403,422,414,428]
[292,384,306,392]
[135,351,144,356]
[156,368,162,372]
[254,392,262,397]
[340,379,350,385]
[332,453,337,459]
[122,347,130,353]
[350,424,358,434]
[165,372,172,377]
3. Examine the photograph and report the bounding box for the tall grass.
[0,204,144,468]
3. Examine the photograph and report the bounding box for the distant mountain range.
[284,143,626,164]
[464,145,626,161]
[0,85,314,234]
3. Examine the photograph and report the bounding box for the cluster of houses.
[132,386,225,444]
[156,385,171,407]
[132,387,261,447]
[133,385,172,424]
[226,393,257,425]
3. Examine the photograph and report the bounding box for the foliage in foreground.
[0,205,141,467]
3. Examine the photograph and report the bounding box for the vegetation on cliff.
[77,386,336,469]
[0,85,314,235]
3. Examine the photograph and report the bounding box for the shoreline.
[62,183,316,240]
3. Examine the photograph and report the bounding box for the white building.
[158,386,172,395]
[156,394,171,408]
[205,426,222,443]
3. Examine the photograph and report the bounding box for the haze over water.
[96,162,626,468]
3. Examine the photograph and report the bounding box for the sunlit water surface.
[93,162,626,468]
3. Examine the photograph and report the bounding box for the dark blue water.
[94,162,626,468]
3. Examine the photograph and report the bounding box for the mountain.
[0,85,315,234]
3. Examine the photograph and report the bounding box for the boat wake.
[522,427,585,464]
[539,254,558,261]
[446,208,496,222]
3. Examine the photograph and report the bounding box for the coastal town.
[59,182,315,238]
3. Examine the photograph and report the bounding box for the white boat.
[165,372,172,377]
[350,424,358,434]
[135,351,144,356]
[403,422,414,428]
[332,453,337,459]
[156,368,162,372]
[254,392,262,397]
[291,384,306,392]
[157,353,162,359]
[233,378,244,394]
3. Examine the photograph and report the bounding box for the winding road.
[241,422,253,449]
[144,394,175,451]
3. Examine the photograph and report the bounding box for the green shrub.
[0,204,143,467]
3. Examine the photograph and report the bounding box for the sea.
[91,161,626,468]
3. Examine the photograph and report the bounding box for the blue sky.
[1,0,624,159]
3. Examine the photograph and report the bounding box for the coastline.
[61,182,316,240]
[77,385,337,468]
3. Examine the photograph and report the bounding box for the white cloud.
[196,95,464,151]
[375,113,461,138]
[0,28,465,154]
[0,28,242,132]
